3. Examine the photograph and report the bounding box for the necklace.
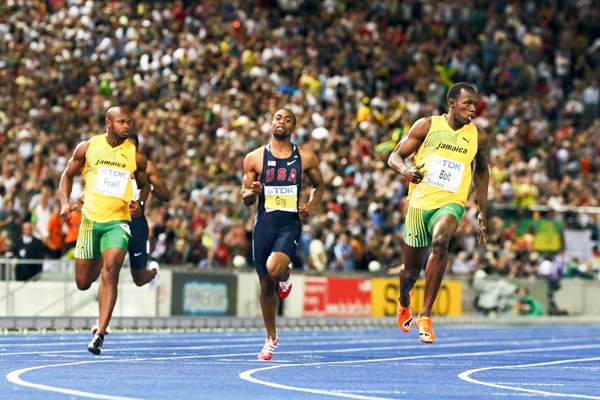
[105,135,124,146]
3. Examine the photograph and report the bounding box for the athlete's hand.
[249,181,263,195]
[477,212,487,245]
[299,203,312,219]
[60,203,72,222]
[130,200,143,218]
[402,162,425,184]
[242,181,262,199]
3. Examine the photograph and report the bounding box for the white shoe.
[148,261,160,289]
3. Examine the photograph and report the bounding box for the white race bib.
[264,185,298,212]
[425,155,464,193]
[94,166,130,198]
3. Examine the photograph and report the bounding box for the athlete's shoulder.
[297,143,315,157]
[243,145,265,170]
[428,115,447,128]
[472,122,489,149]
[72,137,93,158]
[248,145,267,160]
[407,116,433,139]
[123,139,136,150]
[247,145,266,157]
[297,144,319,167]
[88,134,105,144]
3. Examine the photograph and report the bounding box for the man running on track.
[59,106,149,355]
[388,82,489,343]
[242,108,324,360]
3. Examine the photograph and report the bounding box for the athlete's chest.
[261,152,301,185]
[424,127,477,159]
[86,146,135,172]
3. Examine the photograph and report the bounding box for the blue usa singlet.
[253,144,303,275]
[258,144,302,216]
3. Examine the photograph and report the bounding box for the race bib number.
[425,155,464,193]
[95,166,130,198]
[264,185,298,212]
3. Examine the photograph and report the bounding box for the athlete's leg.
[75,258,102,290]
[130,266,157,286]
[74,216,102,289]
[94,221,130,335]
[96,247,127,335]
[401,206,431,308]
[130,268,156,286]
[129,217,156,286]
[259,251,291,340]
[400,245,430,307]
[420,214,459,317]
[267,251,292,282]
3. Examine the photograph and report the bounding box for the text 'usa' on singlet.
[407,115,478,209]
[257,143,302,221]
[82,135,137,222]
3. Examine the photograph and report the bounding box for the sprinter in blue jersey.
[126,133,170,287]
[242,108,324,360]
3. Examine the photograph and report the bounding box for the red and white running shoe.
[258,337,279,361]
[278,277,292,299]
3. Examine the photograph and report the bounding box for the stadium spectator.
[12,221,44,281]
[0,0,597,289]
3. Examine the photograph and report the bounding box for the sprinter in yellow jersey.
[388,82,489,343]
[59,107,149,355]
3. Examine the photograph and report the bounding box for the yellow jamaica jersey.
[407,115,478,209]
[81,135,137,222]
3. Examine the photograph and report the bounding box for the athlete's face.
[271,110,295,140]
[107,111,131,140]
[450,89,478,125]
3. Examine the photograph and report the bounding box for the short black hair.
[447,82,477,103]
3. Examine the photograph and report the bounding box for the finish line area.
[2,319,600,400]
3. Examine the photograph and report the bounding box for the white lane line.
[239,343,600,400]
[6,361,142,400]
[0,335,410,352]
[458,356,600,399]
[1,335,592,357]
[240,364,398,400]
[6,335,600,399]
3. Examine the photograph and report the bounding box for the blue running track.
[1,324,600,399]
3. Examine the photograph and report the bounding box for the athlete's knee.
[266,255,291,280]
[267,265,289,282]
[132,276,145,287]
[431,234,451,256]
[101,266,121,285]
[401,267,420,283]
[75,276,93,290]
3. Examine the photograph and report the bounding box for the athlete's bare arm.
[473,125,490,245]
[59,141,89,222]
[299,147,324,219]
[241,147,264,207]
[131,151,149,218]
[147,160,170,202]
[387,117,431,184]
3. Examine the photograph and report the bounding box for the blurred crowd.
[0,0,599,282]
